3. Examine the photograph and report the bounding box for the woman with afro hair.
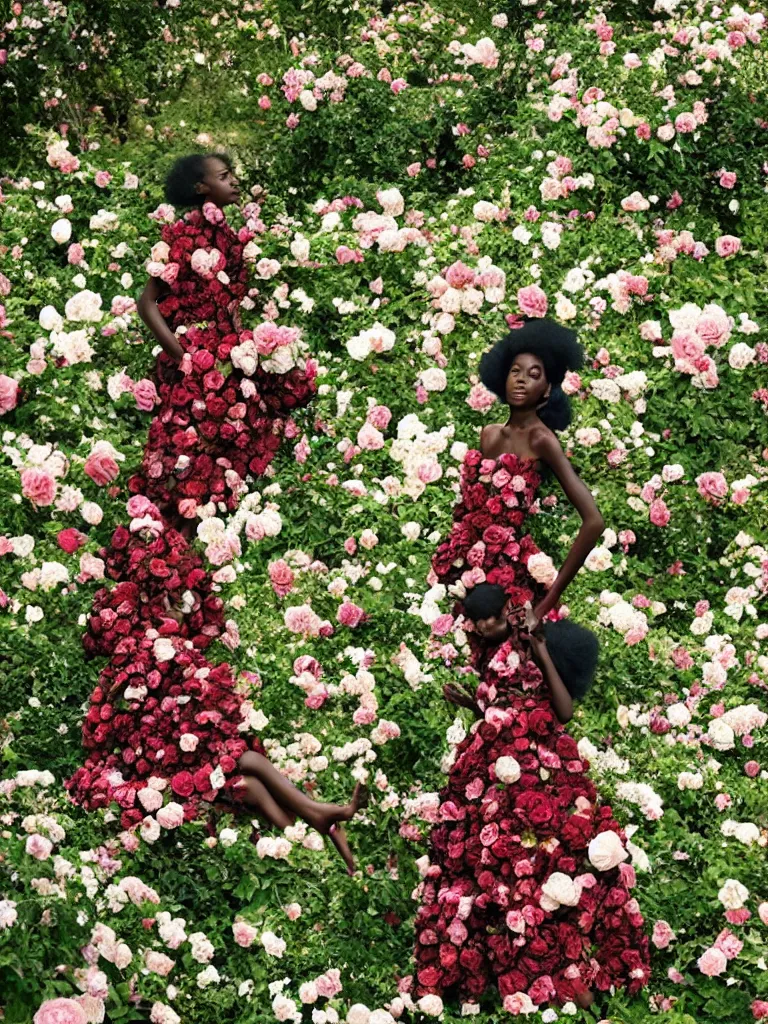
[414,318,650,1014]
[133,152,316,530]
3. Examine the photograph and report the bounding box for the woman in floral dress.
[134,153,316,528]
[66,157,365,872]
[413,318,651,1012]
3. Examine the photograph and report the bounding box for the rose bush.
[1,1,768,1023]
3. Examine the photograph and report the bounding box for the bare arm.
[137,277,184,363]
[530,429,605,622]
[529,634,573,723]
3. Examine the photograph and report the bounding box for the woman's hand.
[443,684,479,715]
[523,601,540,634]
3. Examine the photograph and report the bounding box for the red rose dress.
[65,503,265,828]
[413,451,650,1011]
[132,202,317,519]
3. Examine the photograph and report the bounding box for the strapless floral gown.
[413,451,650,1011]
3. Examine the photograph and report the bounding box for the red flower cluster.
[131,206,317,518]
[66,505,263,825]
[414,451,650,1009]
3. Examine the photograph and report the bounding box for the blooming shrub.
[1,1,768,1023]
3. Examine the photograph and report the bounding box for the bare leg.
[239,775,295,831]
[237,752,367,834]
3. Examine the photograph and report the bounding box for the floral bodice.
[432,450,548,657]
[474,635,546,711]
[150,203,252,335]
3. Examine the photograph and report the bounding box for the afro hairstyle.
[164,152,233,208]
[478,318,584,431]
[542,618,599,700]
[462,582,508,622]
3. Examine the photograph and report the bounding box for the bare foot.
[328,823,356,875]
[310,783,369,832]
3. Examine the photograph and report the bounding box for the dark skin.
[443,606,573,724]
[480,351,605,630]
[108,596,368,874]
[137,157,241,365]
[443,611,593,1010]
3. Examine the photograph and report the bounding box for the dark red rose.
[171,771,195,798]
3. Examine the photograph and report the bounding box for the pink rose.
[315,969,342,998]
[431,613,454,637]
[715,235,741,258]
[753,1001,768,1020]
[337,601,365,628]
[34,999,87,1024]
[745,760,760,778]
[674,112,697,133]
[718,170,737,189]
[57,527,87,553]
[697,946,727,977]
[26,834,54,860]
[696,472,728,502]
[21,468,57,506]
[94,171,112,187]
[84,450,120,486]
[0,374,19,414]
[714,928,744,961]
[444,261,476,289]
[132,379,159,412]
[652,920,676,949]
[517,284,548,318]
[269,559,295,598]
[157,803,185,829]
[649,498,670,527]
[232,921,258,947]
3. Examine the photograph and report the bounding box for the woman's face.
[198,157,240,208]
[505,351,549,409]
[471,607,510,643]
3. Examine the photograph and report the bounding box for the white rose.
[728,342,755,370]
[527,551,557,586]
[64,289,103,322]
[540,872,581,909]
[219,828,239,847]
[717,878,749,910]
[153,638,176,663]
[585,546,613,572]
[416,996,444,1018]
[376,188,404,217]
[472,200,499,222]
[588,830,628,871]
[51,218,72,243]
[299,89,318,111]
[290,235,310,262]
[677,771,703,790]
[346,1005,371,1024]
[494,756,520,784]
[401,521,421,541]
[707,719,735,751]
[39,305,63,332]
[666,703,691,728]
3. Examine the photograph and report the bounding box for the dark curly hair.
[462,582,507,621]
[462,584,598,700]
[543,618,599,700]
[164,153,233,207]
[479,317,584,431]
